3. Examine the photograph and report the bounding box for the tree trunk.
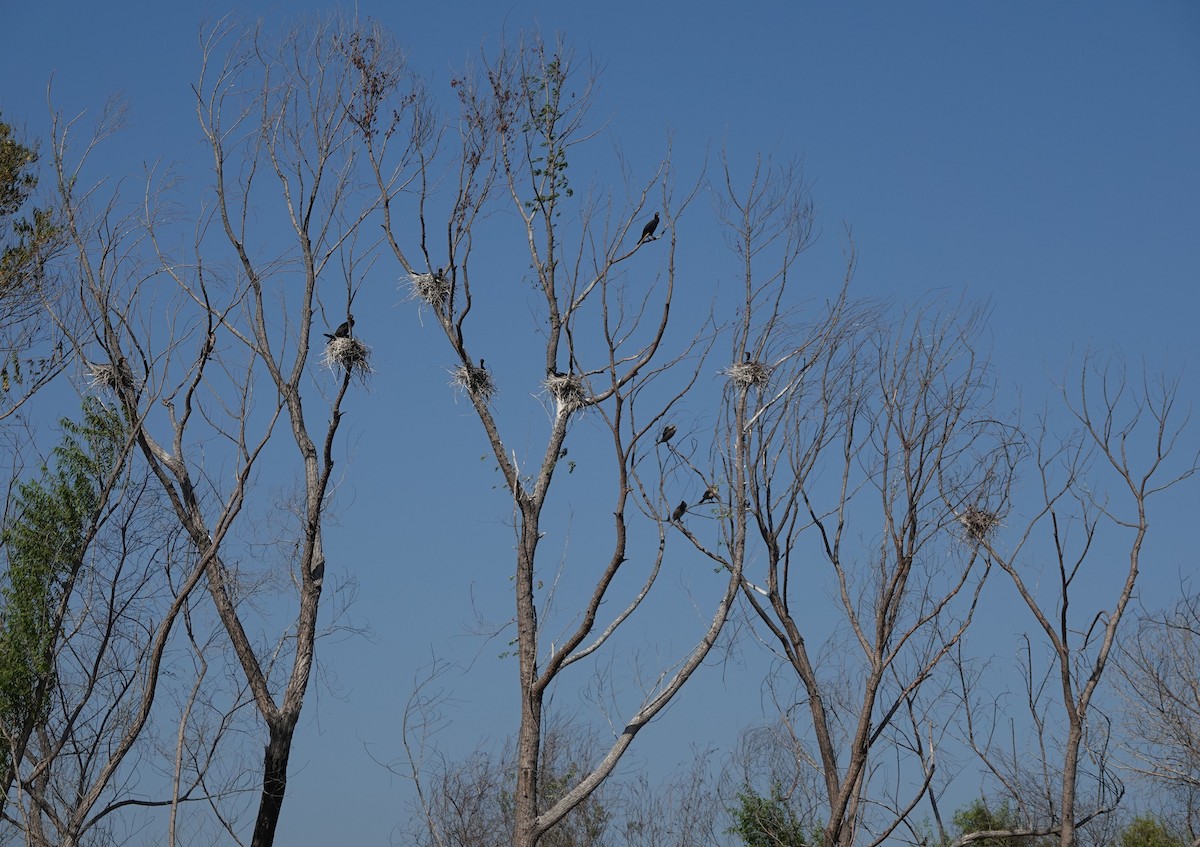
[513,514,543,847]
[251,718,296,847]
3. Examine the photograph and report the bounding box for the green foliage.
[1117,815,1185,847]
[0,399,126,742]
[951,799,1054,847]
[727,784,812,847]
[0,115,57,305]
[523,54,574,214]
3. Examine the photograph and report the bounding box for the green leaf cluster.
[524,56,574,214]
[727,784,813,847]
[951,799,1054,847]
[0,400,125,744]
[0,115,58,307]
[1117,815,1186,847]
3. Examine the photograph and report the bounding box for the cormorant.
[672,500,687,522]
[657,424,676,445]
[638,212,660,244]
[325,315,355,340]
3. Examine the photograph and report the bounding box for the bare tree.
[967,358,1198,846]
[364,32,744,847]
[43,15,396,846]
[1118,591,1200,846]
[402,712,616,847]
[701,152,1015,847]
[398,673,727,847]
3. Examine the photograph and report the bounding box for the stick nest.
[321,337,373,384]
[959,506,1000,542]
[724,358,771,389]
[407,270,451,309]
[451,362,495,402]
[87,359,139,393]
[543,373,588,414]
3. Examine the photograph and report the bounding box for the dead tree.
[1117,592,1200,843]
[966,357,1197,847]
[45,16,392,846]
[366,34,742,847]
[701,154,1018,847]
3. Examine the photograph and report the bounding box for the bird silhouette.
[657,424,676,445]
[699,485,719,505]
[638,212,660,244]
[325,315,355,340]
[672,500,687,522]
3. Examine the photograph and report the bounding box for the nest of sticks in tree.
[724,358,771,389]
[87,359,138,393]
[321,337,373,384]
[959,505,1000,543]
[407,269,451,310]
[451,360,495,402]
[543,372,588,414]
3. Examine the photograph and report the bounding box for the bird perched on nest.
[672,500,687,522]
[638,212,660,244]
[325,315,355,340]
[657,424,676,445]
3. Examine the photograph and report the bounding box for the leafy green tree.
[0,116,58,298]
[0,398,124,793]
[1117,815,1185,847]
[952,800,1026,847]
[950,799,1059,847]
[1,115,65,417]
[728,784,812,847]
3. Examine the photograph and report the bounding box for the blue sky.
[4,1,1199,844]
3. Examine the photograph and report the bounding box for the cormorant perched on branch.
[638,212,660,244]
[325,315,355,340]
[672,500,687,522]
[657,424,676,445]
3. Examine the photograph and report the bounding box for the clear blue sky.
[4,2,1198,844]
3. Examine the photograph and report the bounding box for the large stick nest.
[407,269,451,310]
[321,337,373,384]
[543,373,588,414]
[724,358,771,389]
[87,359,139,393]
[451,361,495,402]
[959,505,1000,543]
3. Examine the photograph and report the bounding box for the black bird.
[638,212,660,244]
[671,500,687,522]
[699,485,719,505]
[657,424,676,445]
[324,315,355,340]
